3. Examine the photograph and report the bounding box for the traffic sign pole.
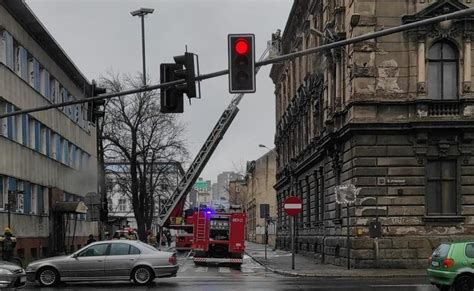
[284,196,302,270]
[291,215,295,270]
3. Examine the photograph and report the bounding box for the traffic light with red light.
[228,34,255,93]
[160,63,184,113]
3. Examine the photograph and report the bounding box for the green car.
[427,242,474,291]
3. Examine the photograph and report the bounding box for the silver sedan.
[26,240,178,287]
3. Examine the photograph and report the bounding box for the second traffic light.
[228,34,255,93]
[160,63,184,113]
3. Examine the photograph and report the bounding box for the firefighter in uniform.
[0,227,17,262]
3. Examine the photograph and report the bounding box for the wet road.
[24,252,438,290]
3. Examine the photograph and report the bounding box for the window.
[34,121,41,151]
[2,31,14,69]
[21,114,28,147]
[109,243,130,256]
[79,244,109,257]
[0,176,4,209]
[426,160,457,216]
[427,41,458,100]
[118,198,127,212]
[129,245,141,255]
[463,244,474,259]
[37,185,44,214]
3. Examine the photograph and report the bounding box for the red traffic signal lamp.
[228,34,255,93]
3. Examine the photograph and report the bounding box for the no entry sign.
[284,196,302,216]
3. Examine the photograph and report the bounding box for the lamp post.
[130,7,155,86]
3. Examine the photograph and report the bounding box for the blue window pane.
[22,114,28,146]
[43,70,51,98]
[56,136,62,162]
[34,121,41,151]
[45,129,50,157]
[4,32,14,69]
[24,182,31,213]
[19,47,28,80]
[6,104,13,139]
[37,185,44,214]
[64,140,69,165]
[33,59,40,90]
[8,177,16,192]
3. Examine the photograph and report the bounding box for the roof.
[52,201,88,214]
[0,0,92,96]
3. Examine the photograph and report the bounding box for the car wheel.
[37,267,60,287]
[132,266,154,285]
[454,275,474,291]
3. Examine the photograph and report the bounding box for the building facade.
[228,179,246,207]
[244,151,277,246]
[106,161,184,235]
[0,1,99,259]
[216,171,241,202]
[271,0,474,268]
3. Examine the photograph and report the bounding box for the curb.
[245,249,427,278]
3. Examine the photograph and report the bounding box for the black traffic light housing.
[173,52,197,98]
[87,81,107,121]
[160,63,184,113]
[228,34,255,93]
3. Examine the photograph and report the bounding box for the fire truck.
[192,206,246,265]
[170,213,193,252]
[157,48,269,264]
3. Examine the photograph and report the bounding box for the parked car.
[0,260,26,288]
[26,240,178,287]
[427,242,474,291]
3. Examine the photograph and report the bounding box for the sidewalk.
[245,241,427,278]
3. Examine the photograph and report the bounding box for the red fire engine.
[192,207,246,265]
[173,215,193,252]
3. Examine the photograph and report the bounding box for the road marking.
[178,266,188,273]
[370,285,432,288]
[218,267,230,273]
[195,266,208,272]
[241,268,255,273]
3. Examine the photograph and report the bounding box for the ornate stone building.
[270,0,474,268]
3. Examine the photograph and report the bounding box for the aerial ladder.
[157,46,271,228]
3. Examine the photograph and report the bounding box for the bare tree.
[100,73,188,240]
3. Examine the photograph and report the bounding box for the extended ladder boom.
[158,48,270,227]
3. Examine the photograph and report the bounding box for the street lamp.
[130,7,155,86]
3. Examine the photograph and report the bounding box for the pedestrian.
[146,230,157,247]
[161,233,167,246]
[112,232,120,240]
[0,227,16,262]
[166,231,172,247]
[86,234,96,245]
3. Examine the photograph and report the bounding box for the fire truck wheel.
[132,266,154,285]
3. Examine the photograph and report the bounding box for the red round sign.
[284,196,302,216]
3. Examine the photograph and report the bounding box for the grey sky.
[26,0,292,183]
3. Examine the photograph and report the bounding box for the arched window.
[427,40,458,100]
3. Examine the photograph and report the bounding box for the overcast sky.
[26,0,292,183]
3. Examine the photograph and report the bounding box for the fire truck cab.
[192,206,246,266]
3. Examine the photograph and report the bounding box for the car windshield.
[432,243,451,258]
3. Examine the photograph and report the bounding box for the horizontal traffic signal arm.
[0,6,472,119]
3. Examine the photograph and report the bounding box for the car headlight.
[0,269,12,275]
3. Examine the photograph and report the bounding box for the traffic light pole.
[1,7,473,119]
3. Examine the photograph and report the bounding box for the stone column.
[417,39,426,94]
[463,37,472,93]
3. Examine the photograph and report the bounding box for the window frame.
[425,159,461,217]
[427,40,459,100]
[78,243,110,257]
